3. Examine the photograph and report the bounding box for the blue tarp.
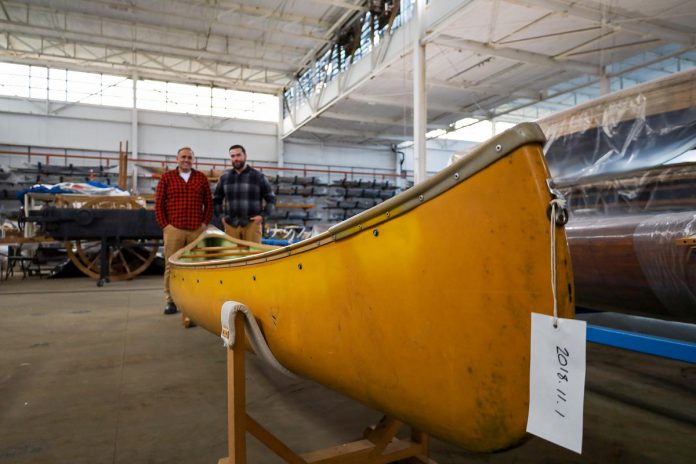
[17,181,126,203]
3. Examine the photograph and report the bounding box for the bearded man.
[213,144,275,243]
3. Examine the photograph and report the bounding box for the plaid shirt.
[155,168,213,230]
[213,166,275,227]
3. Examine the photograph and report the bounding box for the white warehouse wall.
[0,95,470,178]
[137,112,277,161]
[0,96,277,161]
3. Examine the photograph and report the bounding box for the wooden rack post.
[218,311,437,464]
[118,141,128,190]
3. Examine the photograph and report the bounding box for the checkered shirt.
[213,166,276,227]
[155,168,213,230]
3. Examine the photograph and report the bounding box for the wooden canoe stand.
[218,312,437,464]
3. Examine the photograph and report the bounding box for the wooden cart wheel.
[65,238,158,281]
[63,196,158,281]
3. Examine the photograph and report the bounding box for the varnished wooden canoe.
[565,212,695,322]
[169,122,575,453]
[554,163,696,322]
[536,68,696,322]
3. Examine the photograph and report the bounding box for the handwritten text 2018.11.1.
[555,345,569,417]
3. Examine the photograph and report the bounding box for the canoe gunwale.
[170,122,547,268]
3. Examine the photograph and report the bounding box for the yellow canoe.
[169,122,575,453]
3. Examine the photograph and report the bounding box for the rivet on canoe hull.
[495,144,502,152]
[453,173,460,180]
[373,229,379,237]
[418,195,424,202]
[298,263,303,270]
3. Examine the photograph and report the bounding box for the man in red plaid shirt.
[155,146,213,318]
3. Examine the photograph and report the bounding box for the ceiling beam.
[320,111,402,126]
[426,43,696,130]
[188,0,333,28]
[560,38,662,59]
[308,0,367,12]
[3,1,330,50]
[431,35,599,74]
[0,48,285,93]
[33,0,332,29]
[2,2,313,56]
[379,71,542,99]
[505,0,696,46]
[490,44,696,120]
[1,21,298,73]
[346,93,464,114]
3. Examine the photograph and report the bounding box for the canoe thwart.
[195,246,252,251]
[183,251,260,259]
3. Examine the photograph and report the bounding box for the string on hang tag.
[528,193,585,455]
[549,195,567,329]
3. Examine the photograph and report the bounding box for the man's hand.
[250,215,263,224]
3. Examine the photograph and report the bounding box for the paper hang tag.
[526,313,587,454]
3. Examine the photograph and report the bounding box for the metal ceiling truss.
[2,0,695,146]
[284,0,696,144]
[282,0,476,138]
[0,0,350,93]
[0,35,286,93]
[283,0,410,112]
[429,36,600,74]
[506,0,695,46]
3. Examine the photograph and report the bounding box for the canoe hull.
[171,125,574,452]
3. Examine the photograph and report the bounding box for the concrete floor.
[0,275,694,464]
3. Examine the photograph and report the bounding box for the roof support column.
[131,72,139,192]
[277,90,285,174]
[413,0,427,184]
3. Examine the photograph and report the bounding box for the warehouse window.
[48,69,67,101]
[212,88,277,121]
[136,80,277,121]
[0,63,134,108]
[0,62,30,97]
[29,66,48,100]
[102,75,134,107]
[0,61,277,121]
[136,80,167,111]
[67,71,104,105]
[284,0,414,116]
